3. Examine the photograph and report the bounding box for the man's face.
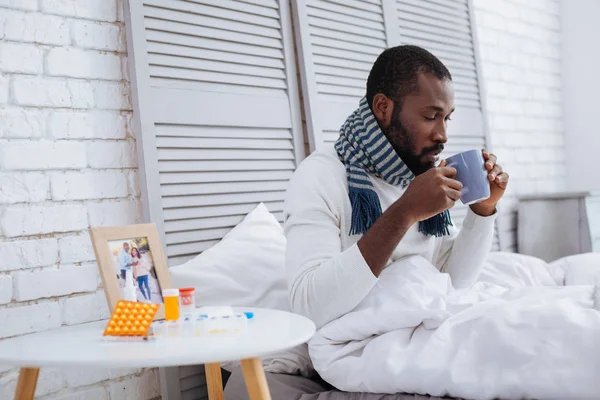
[379,73,455,175]
[123,243,129,252]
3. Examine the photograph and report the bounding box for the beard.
[383,111,444,176]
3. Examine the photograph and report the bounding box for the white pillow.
[168,203,313,376]
[169,202,288,309]
[548,252,600,286]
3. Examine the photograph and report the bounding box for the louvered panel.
[149,78,284,96]
[184,0,280,18]
[128,2,304,398]
[143,0,280,28]
[312,47,381,65]
[156,137,293,150]
[397,0,480,108]
[399,20,472,43]
[311,36,382,57]
[164,211,284,234]
[144,18,282,49]
[306,0,386,99]
[237,0,279,8]
[179,365,207,400]
[308,16,385,40]
[162,191,286,209]
[167,227,233,246]
[310,26,385,48]
[320,0,382,13]
[307,0,383,21]
[162,181,289,197]
[156,120,295,262]
[323,129,339,144]
[312,54,373,72]
[164,201,285,222]
[147,42,284,69]
[159,170,294,185]
[165,215,252,234]
[157,148,294,161]
[396,7,470,34]
[143,1,287,91]
[148,65,287,89]
[306,2,383,28]
[159,160,295,173]
[400,0,468,19]
[148,54,285,80]
[397,3,469,26]
[145,31,283,60]
[143,5,282,38]
[155,125,293,140]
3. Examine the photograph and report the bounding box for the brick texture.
[473,0,565,251]
[48,111,128,140]
[0,238,59,271]
[0,172,49,204]
[1,204,88,237]
[0,302,62,338]
[0,0,144,396]
[0,108,45,139]
[14,264,97,301]
[50,170,129,200]
[0,275,13,304]
[0,42,44,74]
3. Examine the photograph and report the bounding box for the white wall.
[0,1,159,399]
[472,0,565,251]
[560,0,600,192]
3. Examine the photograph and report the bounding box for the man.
[117,242,135,280]
[284,45,509,330]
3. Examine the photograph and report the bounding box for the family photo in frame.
[89,223,173,320]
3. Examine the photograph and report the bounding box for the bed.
[223,367,458,400]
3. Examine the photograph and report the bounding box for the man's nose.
[432,121,448,144]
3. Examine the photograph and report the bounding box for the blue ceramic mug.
[445,149,491,205]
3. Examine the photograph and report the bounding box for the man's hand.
[398,162,462,224]
[470,149,509,216]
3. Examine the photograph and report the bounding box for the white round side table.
[0,307,316,400]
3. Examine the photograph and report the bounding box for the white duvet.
[309,252,600,400]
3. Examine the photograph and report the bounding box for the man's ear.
[371,93,394,130]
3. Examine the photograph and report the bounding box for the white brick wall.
[473,0,565,251]
[0,0,151,398]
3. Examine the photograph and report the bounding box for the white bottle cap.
[162,288,179,297]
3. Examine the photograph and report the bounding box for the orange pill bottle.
[162,288,180,321]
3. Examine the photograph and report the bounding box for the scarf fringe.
[418,210,453,238]
[349,189,383,236]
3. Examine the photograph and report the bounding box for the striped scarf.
[335,97,452,237]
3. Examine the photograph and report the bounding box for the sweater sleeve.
[433,207,497,289]
[283,157,378,329]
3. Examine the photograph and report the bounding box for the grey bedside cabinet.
[518,191,600,262]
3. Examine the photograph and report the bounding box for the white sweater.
[283,148,497,329]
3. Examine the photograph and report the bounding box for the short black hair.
[366,45,452,108]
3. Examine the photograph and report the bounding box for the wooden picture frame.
[89,223,172,320]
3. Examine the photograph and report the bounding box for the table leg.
[240,358,271,400]
[14,368,39,400]
[205,362,224,400]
